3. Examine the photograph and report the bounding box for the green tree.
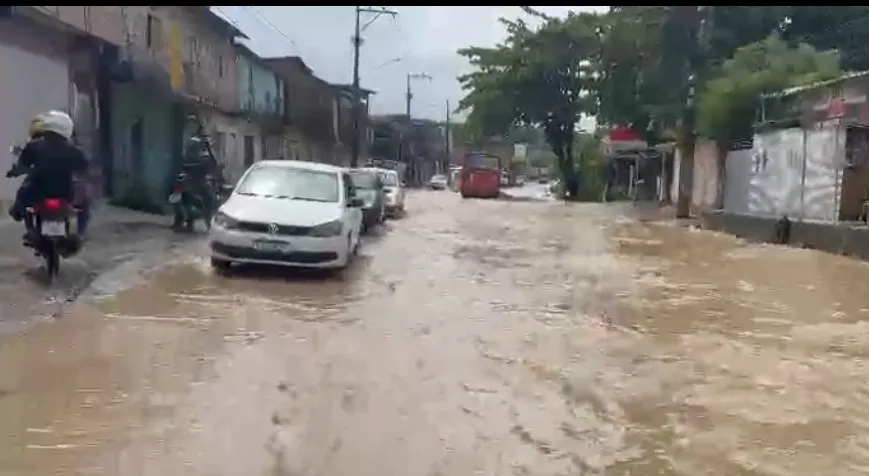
[457,7,599,199]
[697,33,840,208]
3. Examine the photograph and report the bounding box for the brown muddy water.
[0,191,868,475]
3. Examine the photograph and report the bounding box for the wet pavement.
[2,191,869,475]
[0,204,196,336]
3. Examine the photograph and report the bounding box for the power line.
[244,6,297,48]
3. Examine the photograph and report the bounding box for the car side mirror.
[349,197,364,208]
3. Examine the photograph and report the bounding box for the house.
[330,83,375,166]
[718,70,869,223]
[264,56,338,164]
[2,7,244,212]
[217,43,286,183]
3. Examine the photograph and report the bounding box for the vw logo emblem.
[267,223,279,235]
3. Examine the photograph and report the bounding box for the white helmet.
[34,110,74,140]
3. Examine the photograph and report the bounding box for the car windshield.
[350,170,379,189]
[379,172,399,186]
[235,165,339,203]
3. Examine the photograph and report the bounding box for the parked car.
[428,174,448,190]
[208,160,364,272]
[349,167,386,231]
[376,168,406,218]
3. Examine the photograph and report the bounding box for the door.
[243,135,255,168]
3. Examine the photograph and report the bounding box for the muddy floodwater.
[1,191,869,475]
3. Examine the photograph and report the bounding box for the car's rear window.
[349,170,379,189]
[236,165,340,203]
[379,171,399,186]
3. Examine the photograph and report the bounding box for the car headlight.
[212,211,239,229]
[309,219,343,237]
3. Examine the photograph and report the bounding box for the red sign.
[608,127,642,142]
[827,99,846,119]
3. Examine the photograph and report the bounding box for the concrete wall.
[723,126,842,221]
[41,6,237,110]
[691,140,719,212]
[702,211,869,261]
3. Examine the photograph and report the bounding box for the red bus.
[459,152,501,199]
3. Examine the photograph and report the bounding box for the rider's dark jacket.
[14,131,88,204]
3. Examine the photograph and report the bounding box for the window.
[236,165,340,203]
[218,55,224,78]
[145,13,163,50]
[348,169,379,189]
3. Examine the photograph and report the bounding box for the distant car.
[500,172,510,186]
[209,160,364,271]
[376,168,406,218]
[538,177,549,184]
[516,175,526,186]
[428,174,448,190]
[349,167,386,231]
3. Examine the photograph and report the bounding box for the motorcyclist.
[8,111,89,242]
[177,124,221,214]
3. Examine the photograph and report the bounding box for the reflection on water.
[2,196,869,475]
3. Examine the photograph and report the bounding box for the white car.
[209,160,364,271]
[376,168,405,217]
[428,174,448,190]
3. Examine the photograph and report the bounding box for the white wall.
[723,126,842,221]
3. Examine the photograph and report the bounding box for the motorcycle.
[168,171,215,232]
[7,146,79,283]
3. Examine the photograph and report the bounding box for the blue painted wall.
[110,82,176,208]
[236,49,284,115]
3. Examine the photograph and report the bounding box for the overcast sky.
[216,6,606,121]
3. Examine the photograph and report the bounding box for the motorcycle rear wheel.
[44,245,59,284]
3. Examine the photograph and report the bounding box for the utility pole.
[404,72,431,184]
[444,99,451,175]
[351,5,397,168]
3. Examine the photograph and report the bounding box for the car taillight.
[43,198,63,212]
[172,183,183,192]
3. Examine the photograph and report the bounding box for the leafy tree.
[457,7,599,199]
[697,34,840,208]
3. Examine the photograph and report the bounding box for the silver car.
[376,168,406,218]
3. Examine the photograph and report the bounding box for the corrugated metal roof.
[763,70,869,99]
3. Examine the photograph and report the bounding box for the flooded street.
[2,190,869,475]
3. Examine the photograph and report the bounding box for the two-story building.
[2,6,242,211]
[264,56,341,164]
[213,43,286,183]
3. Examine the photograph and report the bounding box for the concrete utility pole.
[403,72,431,184]
[351,5,397,168]
[444,99,451,174]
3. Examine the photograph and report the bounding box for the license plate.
[41,220,66,237]
[253,240,290,252]
[168,192,182,204]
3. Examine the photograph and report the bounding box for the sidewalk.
[0,200,169,253]
[0,201,187,337]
